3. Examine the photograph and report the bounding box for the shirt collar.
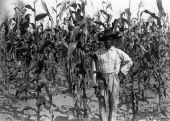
[109,46,115,51]
[99,46,115,53]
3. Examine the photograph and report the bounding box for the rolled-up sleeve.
[117,49,133,75]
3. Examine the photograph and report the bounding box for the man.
[91,29,133,121]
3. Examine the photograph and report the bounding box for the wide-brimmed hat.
[101,29,120,41]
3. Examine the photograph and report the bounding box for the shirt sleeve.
[117,49,133,75]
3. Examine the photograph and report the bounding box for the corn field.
[0,0,170,121]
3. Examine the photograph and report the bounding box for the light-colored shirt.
[93,46,133,75]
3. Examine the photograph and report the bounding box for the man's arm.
[117,49,133,76]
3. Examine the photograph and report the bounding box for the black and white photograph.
[0,0,170,121]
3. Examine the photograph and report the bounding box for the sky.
[0,0,170,25]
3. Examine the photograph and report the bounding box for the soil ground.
[0,67,170,121]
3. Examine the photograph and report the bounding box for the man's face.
[104,36,113,49]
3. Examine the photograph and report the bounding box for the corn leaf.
[35,13,48,21]
[124,8,131,21]
[112,18,128,32]
[57,0,76,20]
[75,9,83,22]
[30,23,35,29]
[57,3,62,8]
[106,14,112,24]
[41,0,50,14]
[71,26,80,41]
[106,3,112,10]
[94,21,106,28]
[41,0,54,29]
[71,2,77,9]
[68,41,78,58]
[139,44,148,53]
[141,10,161,27]
[138,0,144,9]
[156,0,166,17]
[57,1,68,20]
[62,41,69,49]
[80,0,86,15]
[100,10,108,16]
[41,0,53,21]
[25,4,35,12]
[52,7,57,13]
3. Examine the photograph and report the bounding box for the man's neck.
[105,46,115,50]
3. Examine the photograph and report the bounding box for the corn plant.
[0,0,62,121]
